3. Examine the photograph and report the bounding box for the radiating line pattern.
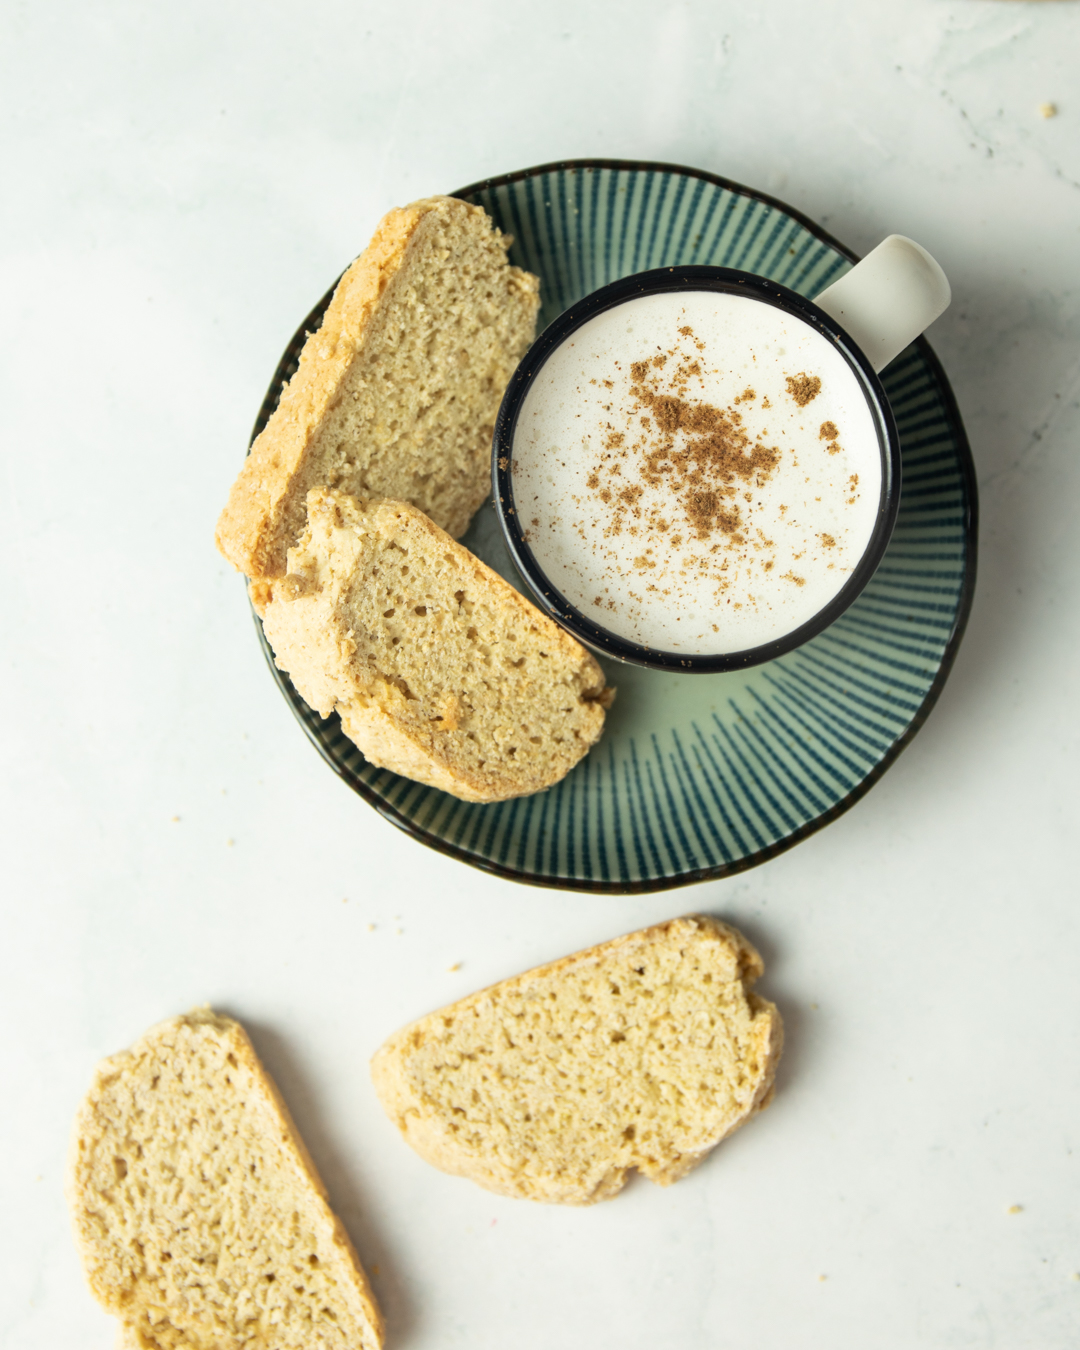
[254,160,977,892]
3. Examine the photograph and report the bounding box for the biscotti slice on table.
[371,915,783,1205]
[260,488,612,803]
[216,195,540,582]
[68,1008,383,1350]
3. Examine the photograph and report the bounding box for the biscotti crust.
[216,196,539,581]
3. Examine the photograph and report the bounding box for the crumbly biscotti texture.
[370,915,783,1205]
[215,195,540,581]
[67,1008,383,1350]
[260,488,612,803]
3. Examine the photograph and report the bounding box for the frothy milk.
[511,290,883,655]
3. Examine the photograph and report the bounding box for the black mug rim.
[492,264,902,673]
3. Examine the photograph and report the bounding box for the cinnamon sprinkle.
[585,347,781,546]
[786,372,821,406]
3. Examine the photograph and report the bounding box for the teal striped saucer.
[250,159,977,893]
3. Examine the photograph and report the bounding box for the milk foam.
[511,290,882,655]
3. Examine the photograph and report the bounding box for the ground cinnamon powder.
[630,362,780,540]
[556,323,842,630]
[785,372,821,406]
[583,334,788,558]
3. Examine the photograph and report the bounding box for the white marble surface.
[2,2,1078,1346]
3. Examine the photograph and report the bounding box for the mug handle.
[813,235,951,374]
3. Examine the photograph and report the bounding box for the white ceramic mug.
[493,237,951,672]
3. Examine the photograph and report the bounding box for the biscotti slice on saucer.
[260,488,612,803]
[370,915,783,1205]
[216,195,540,582]
[67,1008,383,1350]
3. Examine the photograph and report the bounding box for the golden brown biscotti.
[67,1008,383,1350]
[259,488,613,803]
[370,915,783,1205]
[216,195,540,581]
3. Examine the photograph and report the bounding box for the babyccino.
[511,289,882,657]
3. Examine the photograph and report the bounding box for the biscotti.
[67,1008,383,1350]
[260,488,613,803]
[370,915,783,1204]
[216,195,540,582]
